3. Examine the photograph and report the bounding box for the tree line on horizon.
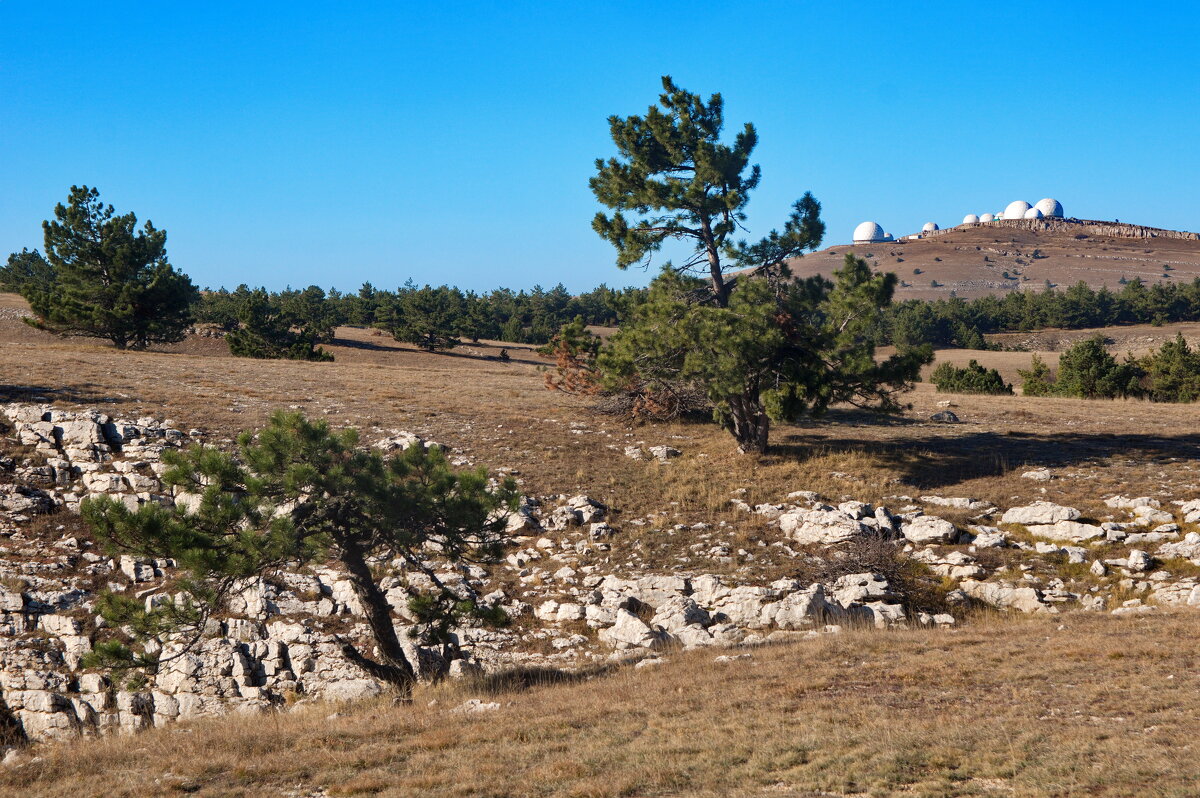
[6,79,1200,451]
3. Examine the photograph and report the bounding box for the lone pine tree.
[83,412,517,699]
[591,77,926,453]
[12,186,198,350]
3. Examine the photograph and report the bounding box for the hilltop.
[792,218,1200,300]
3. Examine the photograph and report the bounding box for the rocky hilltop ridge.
[1,402,1199,749]
[791,218,1200,300]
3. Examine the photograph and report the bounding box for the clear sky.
[2,1,1197,294]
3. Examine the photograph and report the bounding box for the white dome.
[1023,207,1044,219]
[979,213,995,222]
[883,232,894,241]
[1004,200,1032,220]
[962,214,979,224]
[1035,198,1063,218]
[922,222,939,233]
[853,221,885,243]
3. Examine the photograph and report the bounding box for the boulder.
[598,609,667,650]
[1025,520,1105,543]
[779,507,868,545]
[960,579,1055,614]
[902,515,958,544]
[1001,502,1081,526]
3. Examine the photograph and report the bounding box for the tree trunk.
[337,538,418,699]
[725,392,770,455]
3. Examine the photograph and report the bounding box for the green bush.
[1141,334,1200,402]
[1019,337,1143,399]
[930,360,1013,395]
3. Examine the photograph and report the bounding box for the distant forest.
[195,275,1200,350]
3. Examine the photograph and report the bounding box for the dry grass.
[5,611,1200,797]
[2,292,1199,576]
[793,223,1200,300]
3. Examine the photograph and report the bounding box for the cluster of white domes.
[851,198,1064,243]
[964,198,1064,224]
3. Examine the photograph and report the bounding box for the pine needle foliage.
[226,287,335,361]
[930,360,1013,395]
[82,411,518,698]
[589,76,925,452]
[11,186,198,349]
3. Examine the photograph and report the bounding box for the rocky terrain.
[2,399,1200,754]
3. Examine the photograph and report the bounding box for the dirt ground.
[2,293,1198,547]
[792,220,1200,300]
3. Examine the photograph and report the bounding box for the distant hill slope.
[790,218,1200,300]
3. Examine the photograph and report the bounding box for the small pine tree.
[538,316,601,395]
[390,284,463,352]
[1054,336,1143,399]
[82,412,517,698]
[1018,354,1055,397]
[1142,333,1200,402]
[930,360,1013,395]
[225,288,334,361]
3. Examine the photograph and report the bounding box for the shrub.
[930,360,1013,395]
[1141,334,1200,403]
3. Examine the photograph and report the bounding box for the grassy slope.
[3,611,1199,797]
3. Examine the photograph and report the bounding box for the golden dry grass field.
[3,293,1200,796]
[2,610,1199,797]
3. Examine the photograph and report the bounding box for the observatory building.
[1004,200,1032,220]
[1035,198,1064,218]
[849,197,1065,242]
[853,221,887,243]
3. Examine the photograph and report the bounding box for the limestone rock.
[1001,502,1081,526]
[1025,520,1105,543]
[902,515,958,544]
[779,507,868,545]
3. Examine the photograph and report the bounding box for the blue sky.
[2,1,1197,293]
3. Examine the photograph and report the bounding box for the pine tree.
[590,78,925,453]
[390,284,464,351]
[13,186,198,349]
[82,412,517,699]
[1142,334,1200,402]
[1018,354,1055,396]
[225,288,334,361]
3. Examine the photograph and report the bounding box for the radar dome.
[962,214,979,224]
[853,221,885,243]
[979,213,995,222]
[1035,198,1064,218]
[1023,207,1044,219]
[922,222,939,233]
[1004,200,1032,220]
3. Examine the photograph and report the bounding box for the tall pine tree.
[591,77,926,453]
[14,186,198,349]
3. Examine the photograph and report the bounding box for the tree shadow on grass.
[768,428,1200,490]
[0,384,128,406]
[331,334,545,366]
[464,663,620,696]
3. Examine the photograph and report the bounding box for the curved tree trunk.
[337,538,418,700]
